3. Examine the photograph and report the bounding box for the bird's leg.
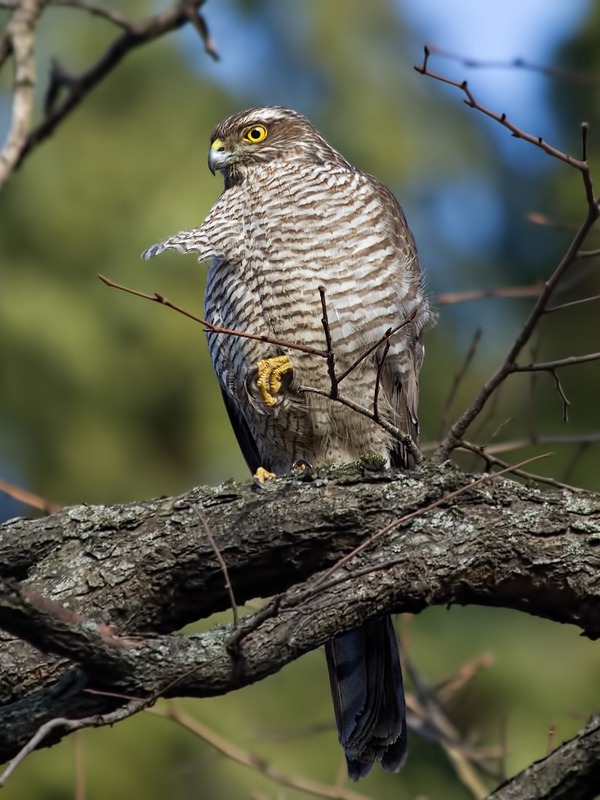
[256,355,293,407]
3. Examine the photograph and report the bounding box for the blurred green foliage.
[1,1,600,798]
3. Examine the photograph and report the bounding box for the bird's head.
[207,106,348,183]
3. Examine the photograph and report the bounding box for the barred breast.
[202,159,426,471]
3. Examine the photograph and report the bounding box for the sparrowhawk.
[144,106,430,779]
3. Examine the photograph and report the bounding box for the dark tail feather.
[325,616,407,780]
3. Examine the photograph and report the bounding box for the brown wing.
[362,173,427,471]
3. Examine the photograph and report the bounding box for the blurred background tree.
[1,1,599,798]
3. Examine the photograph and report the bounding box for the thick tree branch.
[488,715,600,800]
[0,462,599,774]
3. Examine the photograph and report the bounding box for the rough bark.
[488,715,600,800]
[0,461,599,796]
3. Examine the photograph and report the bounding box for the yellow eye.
[243,124,268,144]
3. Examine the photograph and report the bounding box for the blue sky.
[403,0,590,148]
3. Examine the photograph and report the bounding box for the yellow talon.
[254,466,276,482]
[256,355,293,407]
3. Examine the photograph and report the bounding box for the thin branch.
[436,284,543,306]
[14,1,216,171]
[438,328,482,440]
[0,0,49,189]
[0,701,148,787]
[0,476,62,514]
[372,338,390,421]
[526,211,584,231]
[298,385,421,463]
[335,311,417,385]
[424,432,600,457]
[419,48,600,460]
[195,508,238,627]
[101,275,422,459]
[526,333,541,442]
[49,0,132,29]
[551,369,570,422]
[457,441,581,492]
[546,293,600,313]
[563,441,591,483]
[407,653,501,794]
[576,248,600,259]
[415,47,589,170]
[319,286,338,399]
[183,1,219,60]
[513,352,600,372]
[154,702,372,800]
[425,44,600,87]
[435,652,495,705]
[99,275,328,358]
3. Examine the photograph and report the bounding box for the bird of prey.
[143,106,430,779]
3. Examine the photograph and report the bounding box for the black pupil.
[250,128,262,139]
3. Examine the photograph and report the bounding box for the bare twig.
[576,248,600,258]
[438,328,482,440]
[416,48,600,460]
[425,44,600,86]
[195,508,238,627]
[435,652,495,704]
[183,1,219,60]
[14,1,216,172]
[153,702,372,800]
[99,275,328,358]
[407,654,500,799]
[49,0,132,29]
[298,384,421,463]
[563,441,591,483]
[372,339,391,421]
[415,48,589,170]
[552,369,570,422]
[319,286,338,399]
[514,352,600,372]
[0,701,147,787]
[423,431,600,457]
[335,312,417,385]
[0,476,62,514]
[101,275,422,460]
[527,211,583,231]
[545,292,600,313]
[457,441,581,491]
[436,284,543,306]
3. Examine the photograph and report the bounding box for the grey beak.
[208,141,229,175]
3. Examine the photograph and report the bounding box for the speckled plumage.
[144,106,430,778]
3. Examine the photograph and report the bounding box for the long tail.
[325,616,407,780]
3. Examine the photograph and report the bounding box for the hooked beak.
[208,138,231,175]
